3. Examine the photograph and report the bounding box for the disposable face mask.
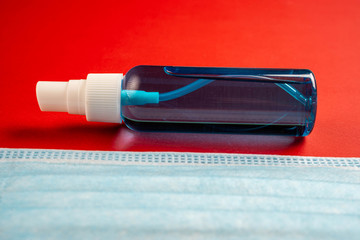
[1,148,360,240]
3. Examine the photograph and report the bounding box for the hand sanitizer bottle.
[36,65,317,136]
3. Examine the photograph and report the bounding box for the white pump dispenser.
[36,74,123,123]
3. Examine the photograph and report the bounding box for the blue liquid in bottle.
[121,66,317,136]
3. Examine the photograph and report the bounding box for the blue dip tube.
[121,66,317,136]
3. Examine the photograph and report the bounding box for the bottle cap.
[36,74,123,123]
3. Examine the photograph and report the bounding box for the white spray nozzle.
[36,81,69,112]
[36,74,123,123]
[36,80,86,114]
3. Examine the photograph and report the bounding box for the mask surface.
[1,148,360,240]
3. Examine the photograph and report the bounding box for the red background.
[1,0,360,157]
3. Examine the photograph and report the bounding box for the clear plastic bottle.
[36,65,317,136]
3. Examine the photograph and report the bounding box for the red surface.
[1,0,360,157]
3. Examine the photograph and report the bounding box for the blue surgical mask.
[1,148,360,240]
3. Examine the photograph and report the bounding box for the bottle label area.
[121,66,316,136]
